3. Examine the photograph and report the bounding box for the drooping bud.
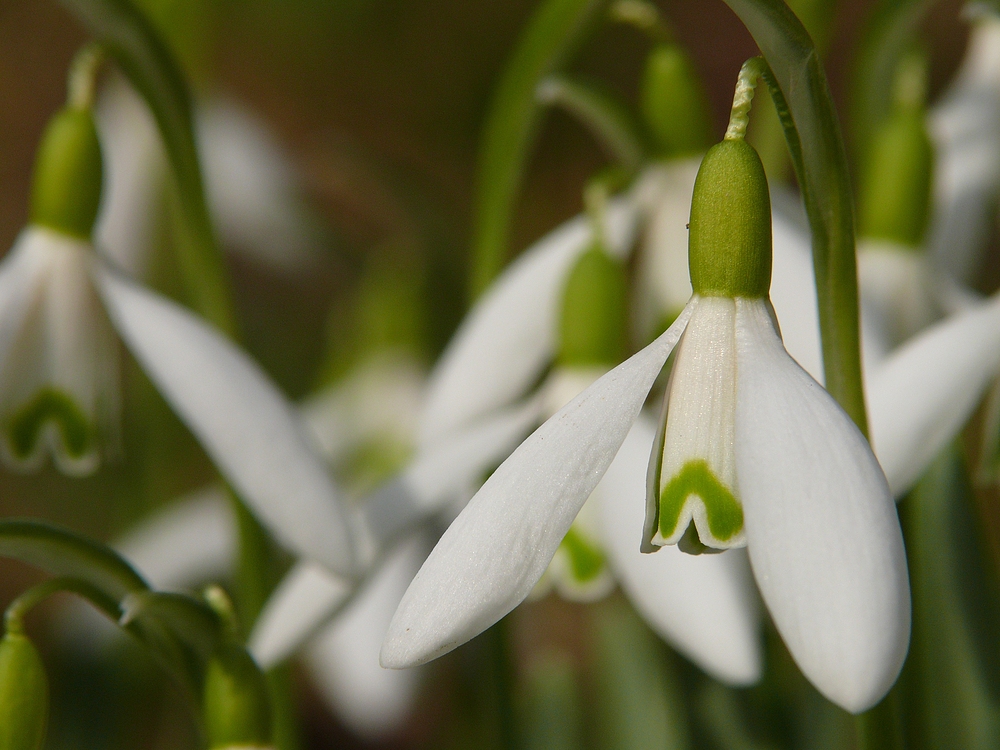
[858,54,933,248]
[202,644,272,749]
[688,139,771,298]
[0,632,48,750]
[641,44,712,159]
[29,107,103,241]
[557,242,628,367]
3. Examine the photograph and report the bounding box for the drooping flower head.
[381,58,910,715]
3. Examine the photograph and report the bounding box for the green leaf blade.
[469,0,613,300]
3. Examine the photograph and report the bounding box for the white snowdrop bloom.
[8,102,355,577]
[382,138,910,715]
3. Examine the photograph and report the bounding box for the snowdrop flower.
[382,99,911,715]
[2,93,354,576]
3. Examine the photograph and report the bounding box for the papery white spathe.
[382,294,909,715]
[0,226,355,577]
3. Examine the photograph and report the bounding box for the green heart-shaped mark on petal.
[659,459,743,546]
[7,388,94,460]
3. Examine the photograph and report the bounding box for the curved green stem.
[5,576,121,634]
[722,0,868,434]
[67,43,106,110]
[468,0,612,301]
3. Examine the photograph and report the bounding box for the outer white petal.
[94,74,164,278]
[869,293,1000,496]
[250,561,352,667]
[769,204,890,379]
[598,413,761,685]
[380,302,695,668]
[734,299,909,714]
[418,196,639,446]
[359,397,544,546]
[198,98,321,274]
[115,486,235,590]
[303,536,426,740]
[95,266,356,576]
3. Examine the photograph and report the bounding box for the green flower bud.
[558,243,628,367]
[0,633,48,750]
[203,645,272,749]
[688,139,771,298]
[858,107,933,248]
[29,107,103,241]
[640,44,712,159]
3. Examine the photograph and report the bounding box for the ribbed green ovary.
[559,526,607,583]
[659,459,744,545]
[7,388,93,459]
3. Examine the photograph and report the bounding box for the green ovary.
[659,459,743,544]
[559,526,606,583]
[7,388,94,459]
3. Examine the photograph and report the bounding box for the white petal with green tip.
[380,302,695,668]
[655,296,744,550]
[95,265,357,577]
[734,298,909,714]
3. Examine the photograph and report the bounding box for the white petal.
[249,561,352,667]
[769,206,890,380]
[198,98,321,274]
[769,208,824,381]
[0,229,116,475]
[95,266,356,576]
[94,74,164,279]
[303,536,427,739]
[656,297,743,549]
[599,414,761,685]
[380,301,696,668]
[857,242,938,348]
[869,293,1000,496]
[418,196,639,446]
[633,158,700,337]
[734,298,909,714]
[359,397,544,547]
[115,486,235,590]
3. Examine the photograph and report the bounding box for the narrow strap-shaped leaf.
[469,0,612,300]
[723,0,867,433]
[536,74,647,171]
[59,0,236,335]
[0,519,147,599]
